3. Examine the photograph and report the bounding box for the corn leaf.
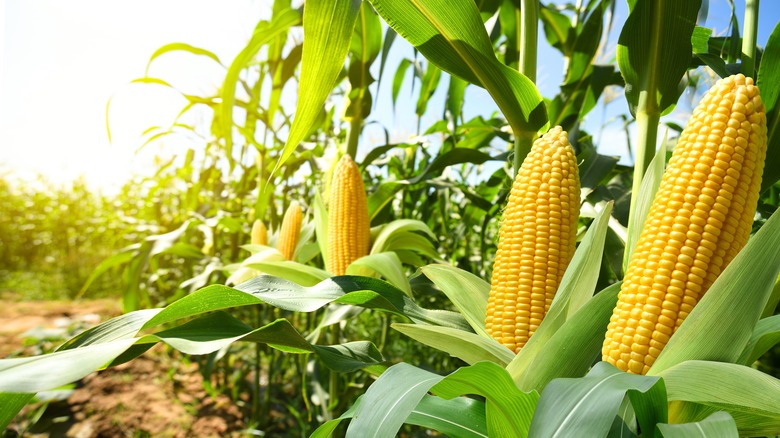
[371,219,438,259]
[420,264,490,337]
[0,338,139,393]
[367,0,547,159]
[737,314,780,365]
[0,393,35,429]
[347,252,411,295]
[368,181,407,220]
[312,394,488,438]
[145,42,222,75]
[617,0,701,117]
[757,21,780,191]
[658,360,780,436]
[529,362,667,438]
[244,259,331,286]
[276,0,360,173]
[57,309,162,350]
[345,362,445,437]
[649,209,780,373]
[0,313,383,393]
[392,323,514,366]
[516,282,621,392]
[344,361,536,437]
[221,9,301,156]
[506,202,613,381]
[406,395,487,438]
[624,136,666,270]
[430,362,538,437]
[655,411,738,438]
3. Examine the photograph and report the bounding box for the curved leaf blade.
[276,0,360,172]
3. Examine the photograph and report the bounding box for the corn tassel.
[251,220,268,246]
[327,154,370,275]
[603,74,768,374]
[485,126,581,353]
[277,201,302,261]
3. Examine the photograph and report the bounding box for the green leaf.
[347,252,411,295]
[0,393,35,429]
[406,148,501,185]
[0,338,139,393]
[221,10,301,156]
[311,341,386,373]
[371,219,437,259]
[346,362,445,437]
[313,394,489,438]
[416,63,442,116]
[431,362,538,437]
[690,26,712,54]
[245,257,331,286]
[145,42,222,75]
[737,314,780,365]
[367,181,407,220]
[757,21,780,192]
[406,395,488,438]
[58,309,162,350]
[376,27,398,104]
[77,249,135,297]
[529,362,667,438]
[624,136,666,270]
[656,411,738,438]
[392,323,514,366]
[276,0,361,173]
[367,0,547,157]
[420,264,490,337]
[649,209,780,373]
[345,362,536,437]
[659,361,780,436]
[147,312,313,355]
[617,0,701,116]
[516,282,621,392]
[391,58,413,109]
[507,202,614,383]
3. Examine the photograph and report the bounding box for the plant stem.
[347,115,361,159]
[741,0,759,77]
[513,132,535,178]
[514,0,538,175]
[519,0,538,83]
[253,306,263,425]
[328,324,341,416]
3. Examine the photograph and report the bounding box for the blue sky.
[0,0,778,190]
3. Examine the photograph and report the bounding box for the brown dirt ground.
[1,297,247,437]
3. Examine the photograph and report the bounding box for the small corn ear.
[277,201,303,261]
[251,220,268,246]
[327,154,370,275]
[602,74,768,374]
[485,126,581,353]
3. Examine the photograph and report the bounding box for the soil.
[1,297,247,437]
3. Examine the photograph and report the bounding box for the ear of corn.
[485,126,581,353]
[277,201,303,261]
[603,74,768,375]
[327,154,370,275]
[251,220,268,246]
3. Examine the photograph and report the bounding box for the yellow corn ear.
[485,126,581,353]
[277,201,302,261]
[251,220,268,246]
[327,154,370,275]
[603,74,767,375]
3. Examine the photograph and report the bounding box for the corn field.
[2,0,780,436]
